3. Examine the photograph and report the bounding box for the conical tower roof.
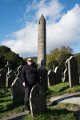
[39,15,45,21]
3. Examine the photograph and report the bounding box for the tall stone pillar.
[37,15,46,66]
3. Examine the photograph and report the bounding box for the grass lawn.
[0,88,24,119]
[47,82,80,97]
[23,107,76,120]
[0,83,80,119]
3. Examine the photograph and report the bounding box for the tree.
[46,46,73,70]
[0,46,25,70]
[47,60,58,70]
[0,55,6,68]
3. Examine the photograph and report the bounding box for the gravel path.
[50,92,80,105]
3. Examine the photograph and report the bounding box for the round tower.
[37,15,46,66]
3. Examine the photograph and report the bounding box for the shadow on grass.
[0,102,23,113]
[46,90,53,96]
[8,114,26,120]
[42,108,72,116]
[0,98,12,103]
[0,93,11,99]
[46,84,69,98]
[59,85,69,92]
[74,110,80,120]
[23,108,76,120]
[0,105,4,110]
[43,108,77,120]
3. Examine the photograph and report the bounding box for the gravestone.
[11,65,24,103]
[67,56,79,87]
[62,68,68,82]
[29,83,47,116]
[62,60,68,82]
[54,66,62,83]
[48,70,56,86]
[6,69,15,88]
[0,68,6,88]
[39,67,48,92]
[5,61,15,88]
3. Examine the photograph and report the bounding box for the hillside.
[0,45,25,70]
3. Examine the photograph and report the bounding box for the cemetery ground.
[0,82,80,120]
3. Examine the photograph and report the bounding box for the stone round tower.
[37,15,46,66]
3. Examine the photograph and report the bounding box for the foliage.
[0,46,11,53]
[0,45,25,70]
[46,46,73,70]
[0,55,6,68]
[47,60,58,70]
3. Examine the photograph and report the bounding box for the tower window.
[39,22,40,24]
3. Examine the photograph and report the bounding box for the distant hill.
[0,45,25,70]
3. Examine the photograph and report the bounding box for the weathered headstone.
[67,56,79,87]
[0,68,6,88]
[62,68,68,82]
[54,66,62,83]
[48,70,56,86]
[11,65,24,103]
[62,60,68,82]
[11,77,25,103]
[39,67,48,91]
[29,83,47,116]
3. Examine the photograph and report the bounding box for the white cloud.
[36,0,64,22]
[1,1,80,57]
[25,0,64,23]
[47,4,80,51]
[2,23,38,56]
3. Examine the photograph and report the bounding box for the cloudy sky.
[0,0,80,57]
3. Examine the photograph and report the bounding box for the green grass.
[47,82,80,97]
[64,85,80,93]
[0,88,24,119]
[23,107,76,120]
[58,103,80,110]
[0,83,80,119]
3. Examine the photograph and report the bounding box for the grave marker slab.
[67,56,79,87]
[29,83,47,116]
[48,70,56,86]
